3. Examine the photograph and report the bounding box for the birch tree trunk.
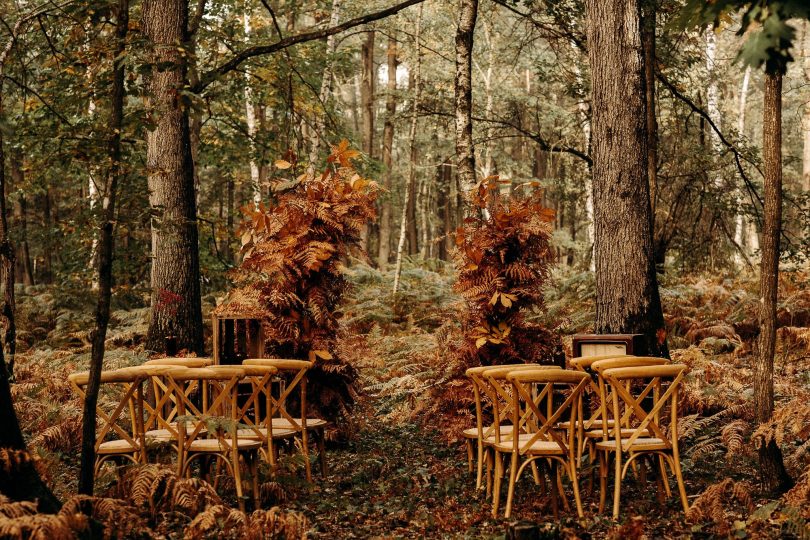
[360,29,375,254]
[307,0,341,170]
[378,35,398,270]
[570,41,595,271]
[243,8,261,205]
[405,68,418,255]
[143,0,204,355]
[755,70,793,494]
[734,66,753,267]
[393,5,422,294]
[586,0,668,357]
[454,0,479,198]
[705,26,722,164]
[79,0,128,495]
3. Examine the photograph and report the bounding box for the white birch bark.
[734,66,752,267]
[393,5,422,294]
[243,10,261,205]
[571,40,595,272]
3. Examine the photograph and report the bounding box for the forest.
[0,0,807,538]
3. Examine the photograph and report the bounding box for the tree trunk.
[243,8,262,205]
[586,0,668,357]
[378,35,397,270]
[360,29,376,255]
[0,23,59,515]
[9,154,32,287]
[755,70,793,494]
[79,0,128,495]
[734,66,753,267]
[143,0,204,355]
[454,0,478,198]
[641,2,657,219]
[308,0,341,169]
[406,69,419,256]
[393,5,422,294]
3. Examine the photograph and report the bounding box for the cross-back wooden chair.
[243,359,327,481]
[463,364,548,491]
[140,361,211,445]
[563,355,631,466]
[595,363,690,519]
[68,368,147,477]
[483,365,562,503]
[236,364,297,467]
[492,369,589,519]
[165,366,262,512]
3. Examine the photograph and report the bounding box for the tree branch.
[193,0,424,93]
[657,71,764,216]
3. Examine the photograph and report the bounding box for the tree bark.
[755,70,793,494]
[393,4,422,294]
[143,0,204,355]
[0,14,59,513]
[641,1,657,219]
[9,154,32,287]
[308,0,341,170]
[79,0,128,496]
[406,68,419,256]
[734,66,753,267]
[360,29,376,255]
[454,0,478,198]
[378,35,398,270]
[243,7,262,205]
[586,0,668,357]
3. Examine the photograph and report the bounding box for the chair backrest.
[568,355,633,430]
[243,359,312,431]
[143,357,214,368]
[235,364,279,441]
[68,369,146,456]
[165,367,245,453]
[599,364,688,451]
[482,365,561,443]
[569,354,631,371]
[506,369,589,457]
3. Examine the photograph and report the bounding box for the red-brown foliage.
[453,178,562,367]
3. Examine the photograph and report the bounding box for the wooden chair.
[563,355,632,466]
[139,362,210,445]
[595,363,690,519]
[464,364,557,492]
[483,365,562,508]
[236,364,298,467]
[68,368,147,477]
[494,369,589,519]
[165,366,262,511]
[243,359,327,481]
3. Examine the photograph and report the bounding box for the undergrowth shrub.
[232,141,378,434]
[454,177,561,367]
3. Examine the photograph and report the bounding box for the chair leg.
[250,452,260,510]
[672,454,690,513]
[568,459,584,519]
[466,439,474,473]
[317,429,327,477]
[476,440,485,490]
[504,452,519,519]
[301,432,312,482]
[598,451,608,514]
[485,448,492,499]
[549,461,559,519]
[491,451,503,518]
[557,463,571,512]
[232,452,246,513]
[613,450,622,520]
[658,454,671,497]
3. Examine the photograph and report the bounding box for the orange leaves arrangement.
[454,177,560,366]
[232,141,377,428]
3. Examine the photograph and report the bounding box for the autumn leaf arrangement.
[454,177,561,368]
[233,140,378,435]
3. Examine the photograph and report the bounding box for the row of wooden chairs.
[69,357,328,510]
[463,355,690,519]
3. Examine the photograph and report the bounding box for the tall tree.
[378,34,398,270]
[143,0,204,355]
[307,0,342,170]
[755,69,793,493]
[586,0,668,357]
[360,29,376,254]
[79,0,129,495]
[454,0,479,197]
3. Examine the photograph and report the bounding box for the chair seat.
[585,427,651,439]
[493,438,564,455]
[237,427,297,439]
[558,419,616,430]
[188,438,262,452]
[595,437,670,452]
[462,425,516,439]
[483,432,538,446]
[146,424,208,442]
[271,418,327,430]
[98,439,139,454]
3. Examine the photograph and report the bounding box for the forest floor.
[8,263,810,538]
